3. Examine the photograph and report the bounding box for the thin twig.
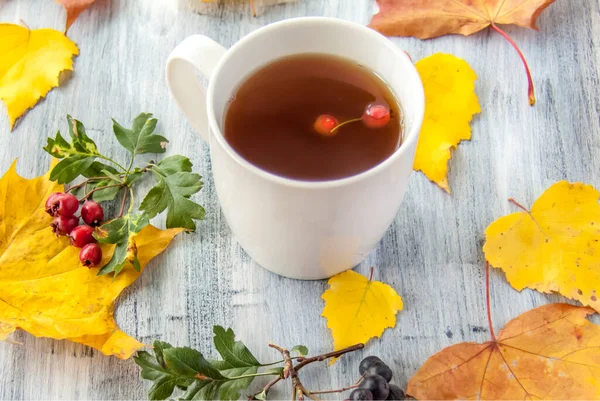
[485,261,496,342]
[310,384,359,395]
[79,183,122,201]
[295,343,364,371]
[117,189,129,218]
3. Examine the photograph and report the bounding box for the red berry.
[314,114,339,136]
[50,215,79,236]
[362,103,391,129]
[80,243,102,268]
[81,201,104,226]
[69,225,97,248]
[45,192,62,216]
[48,193,80,217]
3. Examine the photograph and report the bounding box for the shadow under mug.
[166,17,425,280]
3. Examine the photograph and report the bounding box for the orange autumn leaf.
[484,182,600,312]
[407,303,600,399]
[55,0,97,31]
[0,161,183,358]
[369,0,558,105]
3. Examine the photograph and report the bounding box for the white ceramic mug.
[166,17,424,279]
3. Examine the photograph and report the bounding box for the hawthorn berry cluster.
[45,192,105,267]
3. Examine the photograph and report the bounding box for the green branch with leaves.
[134,326,364,401]
[43,113,205,276]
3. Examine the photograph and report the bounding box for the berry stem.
[67,176,111,193]
[508,197,529,213]
[79,183,123,201]
[330,118,362,133]
[118,188,129,218]
[491,23,536,106]
[310,384,359,395]
[368,266,374,281]
[127,187,135,214]
[96,154,128,172]
[485,261,496,342]
[250,0,257,16]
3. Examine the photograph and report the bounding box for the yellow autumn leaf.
[321,269,403,354]
[0,161,183,358]
[484,181,600,312]
[414,53,481,192]
[0,24,78,130]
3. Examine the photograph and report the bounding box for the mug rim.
[206,17,425,189]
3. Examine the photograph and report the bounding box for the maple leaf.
[484,181,600,312]
[0,161,183,358]
[407,303,600,399]
[55,0,97,31]
[321,268,403,356]
[369,0,557,105]
[414,54,481,192]
[0,23,78,130]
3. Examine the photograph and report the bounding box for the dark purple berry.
[349,389,373,401]
[366,362,393,382]
[359,375,389,400]
[69,225,96,248]
[50,215,79,236]
[81,201,104,226]
[359,356,383,375]
[386,385,405,401]
[80,243,102,267]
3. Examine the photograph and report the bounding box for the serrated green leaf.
[102,169,122,183]
[67,115,98,154]
[125,171,143,186]
[140,168,204,230]
[43,131,71,158]
[82,162,119,178]
[148,375,178,401]
[153,340,173,367]
[96,214,149,276]
[157,155,193,175]
[291,345,309,356]
[50,156,96,184]
[91,181,121,202]
[134,351,169,381]
[213,326,261,368]
[163,347,225,379]
[113,113,168,155]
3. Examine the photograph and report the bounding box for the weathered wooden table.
[1,0,599,399]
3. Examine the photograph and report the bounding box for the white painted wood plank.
[0,0,599,399]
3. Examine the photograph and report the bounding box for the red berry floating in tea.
[314,114,339,136]
[362,103,391,129]
[69,225,97,248]
[51,215,79,236]
[81,201,104,226]
[80,243,102,268]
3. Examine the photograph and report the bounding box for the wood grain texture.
[1,0,599,399]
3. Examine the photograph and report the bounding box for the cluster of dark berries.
[348,356,405,401]
[45,192,104,268]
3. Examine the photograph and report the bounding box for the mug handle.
[166,35,227,142]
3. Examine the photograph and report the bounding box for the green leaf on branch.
[43,116,106,184]
[140,157,204,231]
[291,345,309,356]
[112,113,168,156]
[134,328,271,401]
[95,213,149,276]
[81,161,119,178]
[50,155,96,184]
